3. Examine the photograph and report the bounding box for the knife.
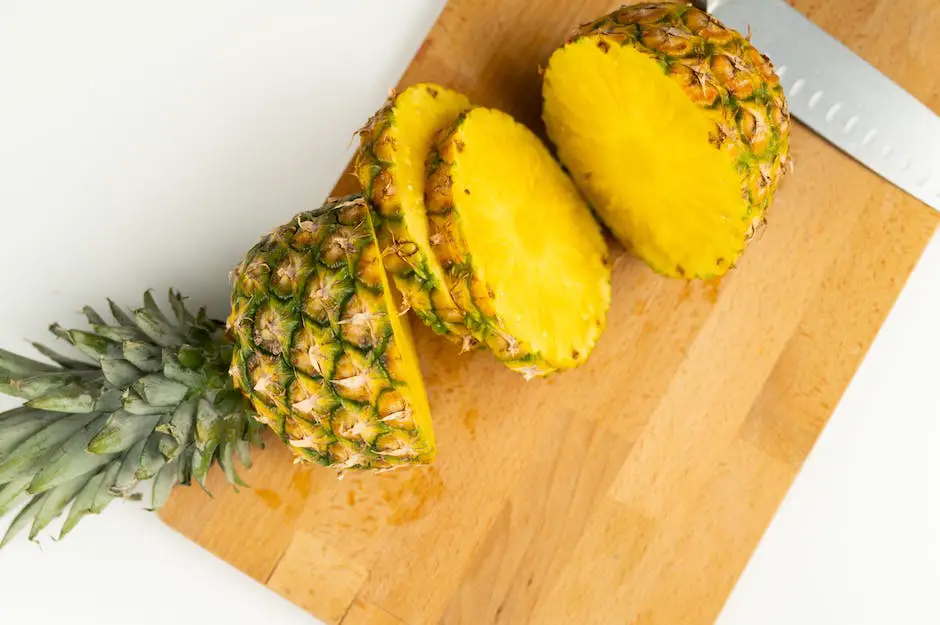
[693,0,940,211]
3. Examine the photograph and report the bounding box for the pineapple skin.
[356,84,478,351]
[425,109,610,380]
[228,196,435,470]
[544,2,791,279]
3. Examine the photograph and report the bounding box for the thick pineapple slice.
[228,196,435,470]
[357,84,476,349]
[426,108,611,378]
[543,2,790,279]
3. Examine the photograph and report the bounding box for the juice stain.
[381,466,445,526]
[704,277,723,304]
[253,488,282,510]
[462,408,479,437]
[290,468,313,498]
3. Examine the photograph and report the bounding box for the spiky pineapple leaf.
[107,299,137,329]
[150,458,179,511]
[195,398,223,447]
[30,473,92,540]
[136,431,169,481]
[0,476,32,517]
[0,371,88,400]
[122,341,162,373]
[133,307,184,348]
[156,398,196,446]
[168,290,194,331]
[0,348,58,375]
[81,306,107,328]
[134,374,188,407]
[26,383,120,413]
[121,388,166,415]
[30,342,93,370]
[191,445,217,493]
[100,358,143,387]
[176,448,194,486]
[112,439,146,496]
[91,324,143,343]
[87,410,162,455]
[0,409,61,459]
[219,440,246,489]
[67,330,123,362]
[28,414,115,493]
[91,460,123,514]
[0,413,97,484]
[59,468,109,539]
[162,349,204,387]
[1,493,46,548]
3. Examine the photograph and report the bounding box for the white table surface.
[0,1,937,623]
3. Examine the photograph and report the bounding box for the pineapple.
[357,83,476,349]
[0,291,261,545]
[425,107,611,378]
[228,196,435,470]
[542,2,791,279]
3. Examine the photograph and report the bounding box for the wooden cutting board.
[160,1,940,623]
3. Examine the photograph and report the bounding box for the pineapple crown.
[0,290,262,547]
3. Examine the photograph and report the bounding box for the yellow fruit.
[228,196,435,470]
[543,2,790,279]
[426,107,611,378]
[357,84,477,349]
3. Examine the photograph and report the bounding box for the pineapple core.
[544,38,753,278]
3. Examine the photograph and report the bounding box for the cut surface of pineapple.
[357,83,475,347]
[426,108,611,378]
[543,2,790,279]
[228,196,434,470]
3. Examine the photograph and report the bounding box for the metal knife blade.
[696,0,940,211]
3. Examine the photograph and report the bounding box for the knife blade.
[695,0,940,211]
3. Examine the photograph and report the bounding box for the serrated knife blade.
[696,0,940,211]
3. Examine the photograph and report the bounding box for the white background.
[0,1,937,623]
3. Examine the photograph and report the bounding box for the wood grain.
[159,1,940,623]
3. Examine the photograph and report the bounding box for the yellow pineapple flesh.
[426,107,611,378]
[228,196,435,470]
[357,84,476,349]
[543,2,791,279]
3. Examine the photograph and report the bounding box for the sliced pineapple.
[543,2,790,279]
[228,196,435,470]
[425,108,611,378]
[357,83,477,349]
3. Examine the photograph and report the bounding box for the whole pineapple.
[0,291,261,545]
[543,2,791,278]
[228,196,436,470]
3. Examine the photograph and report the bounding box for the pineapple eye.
[271,251,311,299]
[251,300,295,357]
